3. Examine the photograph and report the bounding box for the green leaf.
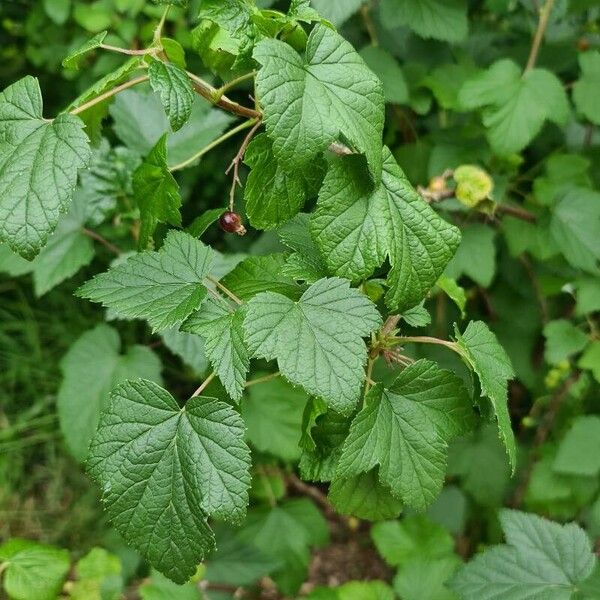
[70,547,123,600]
[31,196,94,296]
[402,303,432,327]
[288,0,323,23]
[449,510,596,600]
[454,321,517,472]
[574,279,600,316]
[573,51,600,125]
[132,134,182,248]
[311,0,365,26]
[58,324,162,461]
[243,277,381,414]
[553,416,600,477]
[0,539,70,600]
[254,24,385,180]
[221,254,302,300]
[74,139,140,212]
[312,148,461,311]
[447,425,511,507]
[279,213,329,283]
[359,46,409,105]
[444,224,496,287]
[204,524,281,588]
[458,60,569,155]
[337,360,474,510]
[241,376,308,461]
[87,379,251,584]
[139,571,202,600]
[62,30,107,69]
[244,133,309,229]
[148,60,195,132]
[394,556,461,600]
[578,565,600,600]
[44,0,71,25]
[152,0,187,6]
[197,0,259,71]
[328,471,403,521]
[423,63,479,111]
[437,275,467,318]
[186,208,226,238]
[550,188,600,274]
[300,399,350,481]
[372,515,455,566]
[0,76,91,258]
[543,319,589,365]
[578,341,600,382]
[336,581,395,600]
[77,231,214,332]
[380,0,468,43]
[160,328,208,374]
[182,298,250,401]
[533,154,592,206]
[0,244,33,277]
[110,89,233,168]
[238,499,328,595]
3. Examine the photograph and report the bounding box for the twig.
[205,276,243,305]
[519,254,549,322]
[191,372,216,397]
[69,75,149,116]
[360,4,379,46]
[496,203,537,223]
[225,119,262,211]
[186,70,261,120]
[169,119,257,172]
[82,228,122,255]
[286,473,337,518]
[213,71,256,103]
[420,185,537,223]
[204,286,235,311]
[245,372,280,388]
[153,5,170,44]
[99,44,153,56]
[525,0,556,72]
[393,335,460,352]
[510,372,580,507]
[381,315,401,336]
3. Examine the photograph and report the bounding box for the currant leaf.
[148,60,195,132]
[87,379,251,583]
[312,148,461,311]
[243,277,382,414]
[182,297,250,401]
[254,24,385,180]
[132,134,182,249]
[77,231,214,331]
[244,133,309,229]
[336,360,474,510]
[454,321,517,472]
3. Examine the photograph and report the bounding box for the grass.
[0,275,108,547]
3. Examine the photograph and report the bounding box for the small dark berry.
[219,211,247,235]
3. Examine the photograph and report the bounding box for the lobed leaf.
[87,379,251,583]
[243,277,382,414]
[77,230,214,331]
